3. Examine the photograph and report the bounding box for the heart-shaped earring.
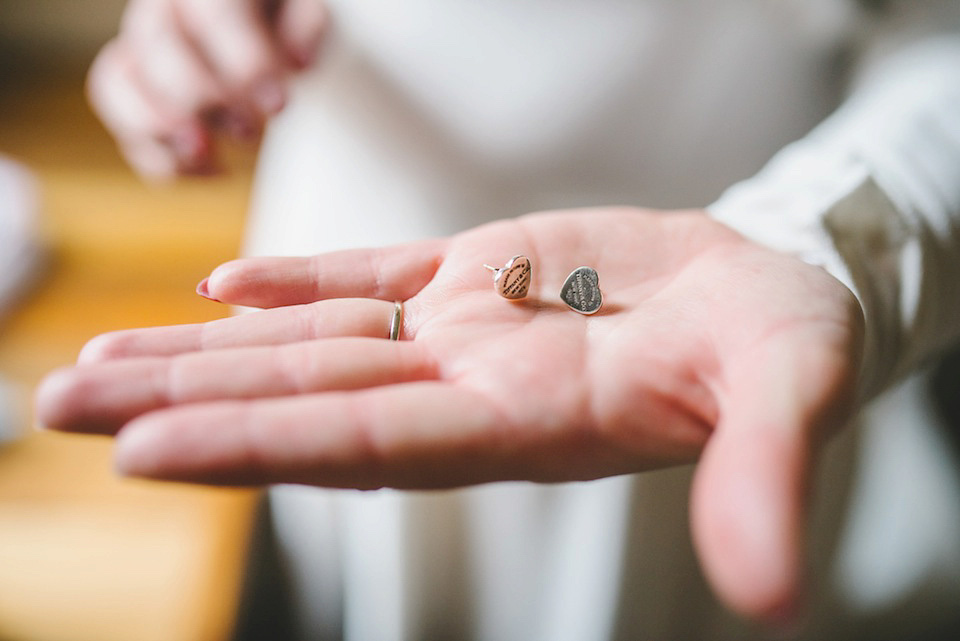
[483,255,532,299]
[560,266,602,314]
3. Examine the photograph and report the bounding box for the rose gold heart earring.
[483,255,532,300]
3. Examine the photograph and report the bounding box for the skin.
[87,0,326,178]
[36,208,864,625]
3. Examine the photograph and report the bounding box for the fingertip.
[691,428,807,626]
[34,366,119,435]
[134,164,178,184]
[78,331,132,364]
[204,259,245,303]
[116,407,250,485]
[115,418,164,477]
[33,367,75,431]
[205,257,287,306]
[123,141,179,183]
[86,37,122,106]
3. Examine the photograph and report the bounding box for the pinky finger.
[203,240,447,308]
[114,382,505,489]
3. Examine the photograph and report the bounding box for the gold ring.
[389,300,403,340]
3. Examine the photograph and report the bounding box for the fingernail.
[253,78,286,115]
[196,277,219,302]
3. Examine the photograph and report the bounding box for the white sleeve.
[708,8,960,401]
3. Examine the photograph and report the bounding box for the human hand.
[36,208,863,623]
[88,0,326,179]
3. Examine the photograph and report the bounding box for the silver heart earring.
[483,255,532,300]
[560,266,603,314]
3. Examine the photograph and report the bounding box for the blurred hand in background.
[87,0,326,179]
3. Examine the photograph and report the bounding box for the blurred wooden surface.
[0,70,260,641]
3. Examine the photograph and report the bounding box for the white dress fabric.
[245,1,960,639]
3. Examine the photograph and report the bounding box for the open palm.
[37,207,863,621]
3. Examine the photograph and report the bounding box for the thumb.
[690,332,854,625]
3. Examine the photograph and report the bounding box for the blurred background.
[2,4,959,641]
[0,2,260,639]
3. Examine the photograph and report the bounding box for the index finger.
[202,239,446,308]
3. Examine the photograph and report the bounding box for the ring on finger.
[389,300,404,341]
